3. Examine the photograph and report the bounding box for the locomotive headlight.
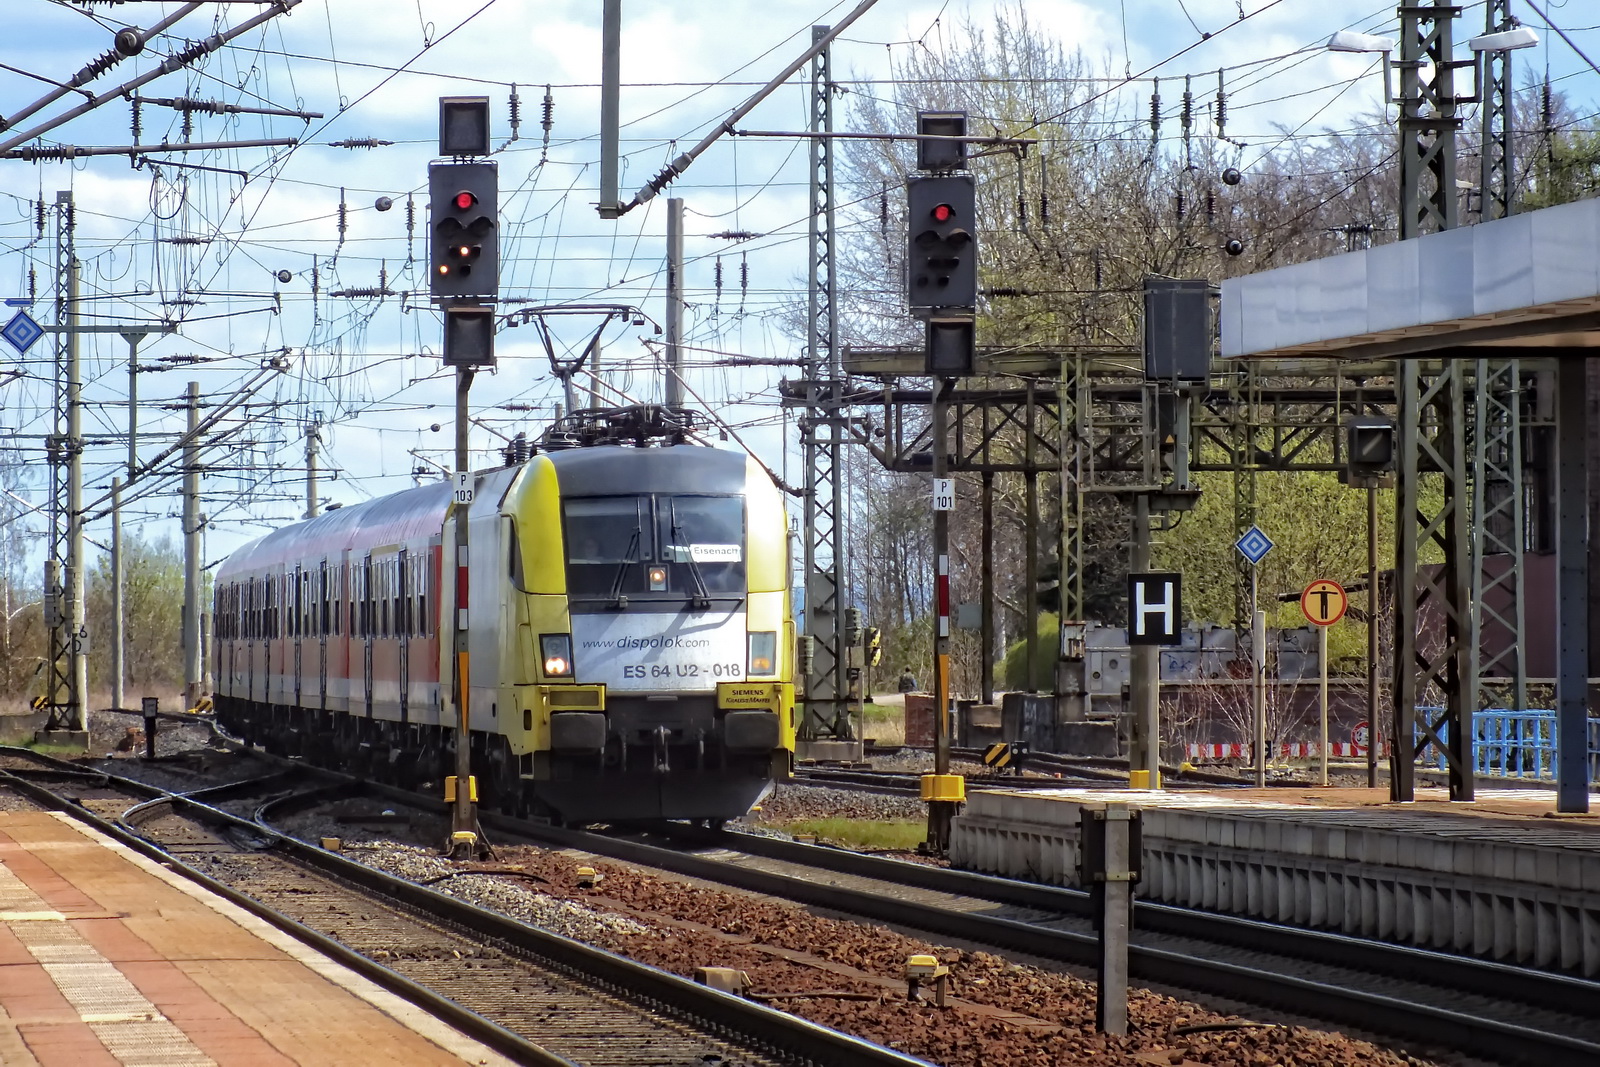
[540,633,574,677]
[748,631,777,676]
[647,565,668,591]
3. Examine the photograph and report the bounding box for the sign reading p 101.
[1128,572,1182,646]
[429,161,498,299]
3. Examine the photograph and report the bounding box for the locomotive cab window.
[564,493,744,602]
[563,495,652,598]
[658,494,745,594]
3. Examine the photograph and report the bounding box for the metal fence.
[1414,708,1600,782]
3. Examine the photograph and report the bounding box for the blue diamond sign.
[1,310,43,354]
[1235,524,1275,566]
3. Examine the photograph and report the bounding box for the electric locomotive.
[212,406,796,823]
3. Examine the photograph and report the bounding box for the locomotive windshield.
[565,493,744,601]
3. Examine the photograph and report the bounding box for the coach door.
[292,564,304,708]
[397,547,410,722]
[318,560,329,709]
[247,578,256,704]
[362,556,375,717]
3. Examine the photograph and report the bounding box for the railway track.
[208,750,1600,1066]
[0,748,926,1067]
[791,766,1103,796]
[62,740,1600,1065]
[792,749,1261,796]
[502,820,1600,1067]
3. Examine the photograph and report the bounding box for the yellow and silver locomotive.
[214,406,796,823]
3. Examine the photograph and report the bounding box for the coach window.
[380,563,390,637]
[418,559,428,637]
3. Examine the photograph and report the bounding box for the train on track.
[212,406,796,824]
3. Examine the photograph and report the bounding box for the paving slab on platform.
[0,811,515,1067]
[950,785,1600,976]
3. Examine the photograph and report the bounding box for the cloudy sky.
[0,0,1594,565]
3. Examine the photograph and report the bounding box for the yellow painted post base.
[920,773,966,803]
[1128,769,1161,790]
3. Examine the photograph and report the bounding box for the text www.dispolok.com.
[581,636,713,651]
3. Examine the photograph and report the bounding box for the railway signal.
[906,173,977,312]
[429,161,498,299]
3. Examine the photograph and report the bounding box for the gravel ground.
[308,836,1454,1067]
[754,784,927,822]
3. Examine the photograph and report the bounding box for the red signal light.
[932,203,954,223]
[453,190,477,210]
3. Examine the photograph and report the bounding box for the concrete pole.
[587,331,604,409]
[111,478,124,714]
[183,381,201,710]
[66,251,86,734]
[126,336,140,479]
[664,197,684,405]
[597,0,621,219]
[304,422,320,519]
[1128,496,1159,785]
[1088,804,1133,1035]
[1253,602,1267,788]
[1367,485,1380,787]
[980,471,994,706]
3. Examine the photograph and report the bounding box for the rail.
[0,748,928,1067]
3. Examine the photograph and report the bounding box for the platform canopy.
[1220,197,1600,360]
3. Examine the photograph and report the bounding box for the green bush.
[1000,612,1059,691]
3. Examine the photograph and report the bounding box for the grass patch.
[22,742,85,757]
[764,817,925,852]
[859,702,904,745]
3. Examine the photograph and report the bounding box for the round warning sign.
[1299,578,1348,626]
[1351,720,1370,756]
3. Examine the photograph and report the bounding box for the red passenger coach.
[214,481,451,781]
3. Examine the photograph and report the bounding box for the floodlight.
[1326,30,1396,53]
[1469,27,1539,52]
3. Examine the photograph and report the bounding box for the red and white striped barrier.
[1185,742,1383,760]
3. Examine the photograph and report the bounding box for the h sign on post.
[1127,573,1182,646]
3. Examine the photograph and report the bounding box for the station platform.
[950,784,1600,977]
[0,810,515,1067]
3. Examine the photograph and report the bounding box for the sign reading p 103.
[570,609,747,691]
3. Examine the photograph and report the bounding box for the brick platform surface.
[0,811,515,1066]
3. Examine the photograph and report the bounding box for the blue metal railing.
[1412,708,1600,782]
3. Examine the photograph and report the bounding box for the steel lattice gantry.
[1479,0,1515,224]
[1470,358,1527,711]
[796,25,858,760]
[43,191,85,734]
[1392,1,1476,800]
